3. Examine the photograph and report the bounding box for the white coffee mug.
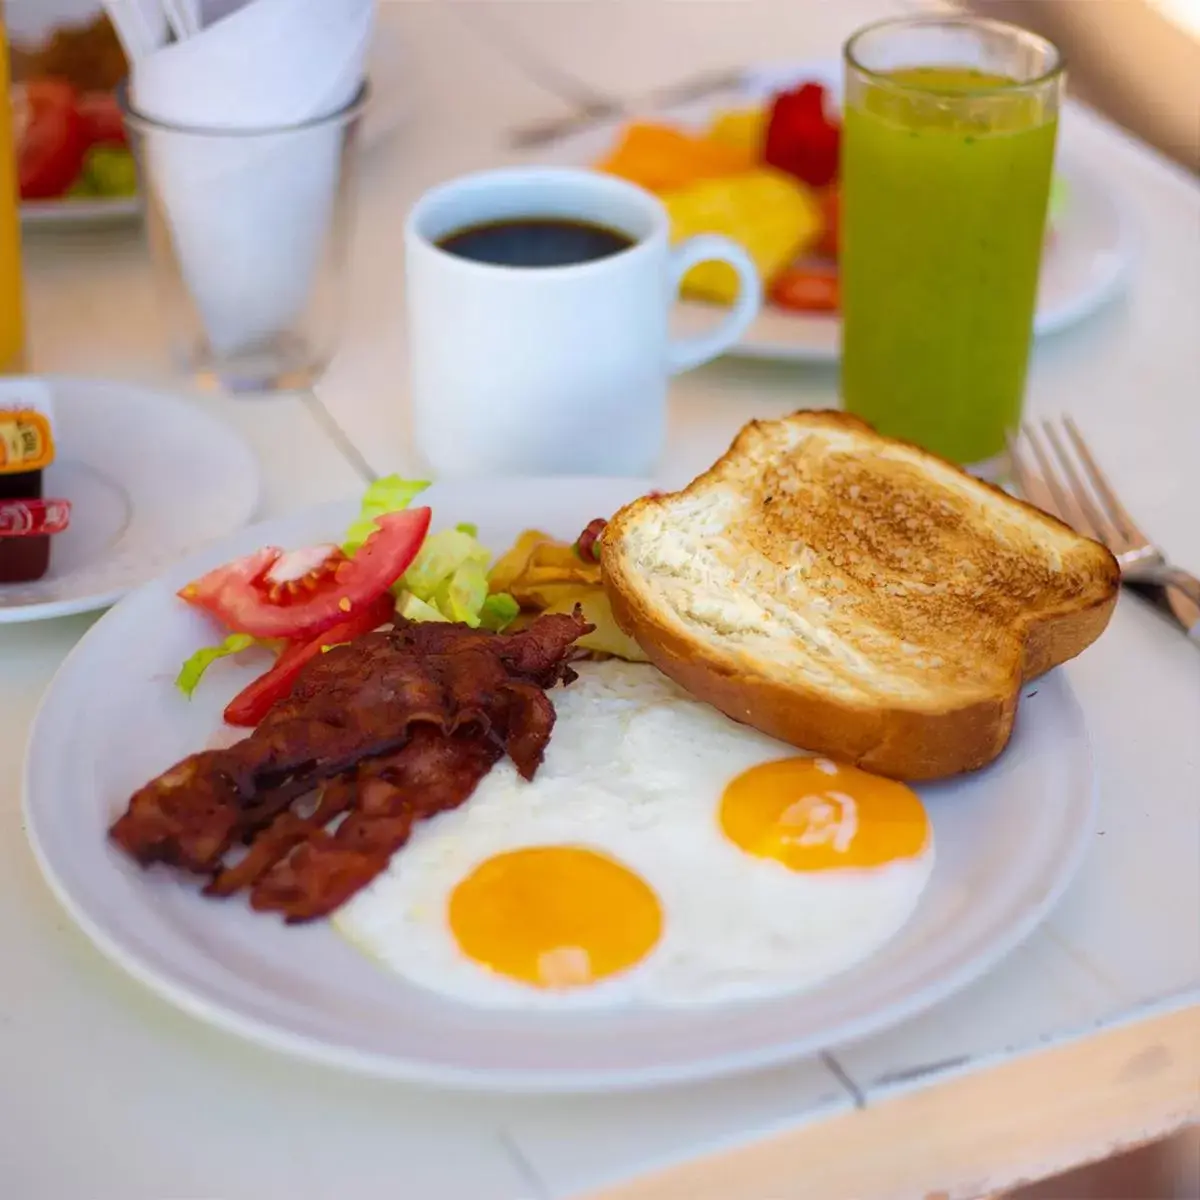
[405,167,762,477]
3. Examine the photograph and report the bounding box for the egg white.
[334,661,935,1009]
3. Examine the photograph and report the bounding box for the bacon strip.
[110,610,591,921]
[251,728,502,921]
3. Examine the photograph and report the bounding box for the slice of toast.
[601,411,1119,779]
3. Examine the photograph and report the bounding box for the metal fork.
[1009,418,1200,641]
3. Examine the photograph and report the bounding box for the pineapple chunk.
[706,107,768,156]
[663,169,822,305]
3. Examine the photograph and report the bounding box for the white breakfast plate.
[538,59,1134,363]
[0,378,259,623]
[23,477,1096,1092]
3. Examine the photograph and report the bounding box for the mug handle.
[666,234,763,375]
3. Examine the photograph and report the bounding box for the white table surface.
[2,2,1198,1198]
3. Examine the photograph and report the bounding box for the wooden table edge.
[582,1000,1200,1200]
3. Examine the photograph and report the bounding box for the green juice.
[841,67,1058,466]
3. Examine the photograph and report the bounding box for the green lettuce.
[341,476,522,631]
[442,560,489,626]
[396,591,450,623]
[399,529,491,602]
[175,634,258,698]
[392,525,519,630]
[480,592,520,632]
[341,475,430,555]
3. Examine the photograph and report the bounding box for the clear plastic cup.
[121,84,368,393]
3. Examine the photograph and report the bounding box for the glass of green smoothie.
[841,17,1064,473]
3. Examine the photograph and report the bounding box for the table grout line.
[820,1050,867,1109]
[458,0,930,110]
[497,1071,857,1200]
[448,2,615,111]
[453,0,942,164]
[301,387,379,485]
[498,1127,554,1200]
[1040,919,1161,1001]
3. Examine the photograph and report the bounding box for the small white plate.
[20,195,143,229]
[0,378,260,623]
[540,60,1134,363]
[23,477,1096,1092]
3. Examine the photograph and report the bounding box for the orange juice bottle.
[0,16,26,374]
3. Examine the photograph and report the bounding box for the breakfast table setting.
[1,1,1198,1198]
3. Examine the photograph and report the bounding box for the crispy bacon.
[250,728,502,921]
[110,610,591,922]
[574,518,607,563]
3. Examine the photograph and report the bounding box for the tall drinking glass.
[841,17,1064,472]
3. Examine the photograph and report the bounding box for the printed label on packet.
[0,379,56,474]
[0,498,72,537]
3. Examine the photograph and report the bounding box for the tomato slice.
[180,507,432,640]
[76,91,127,147]
[770,263,840,313]
[16,80,89,201]
[260,543,346,604]
[223,593,396,727]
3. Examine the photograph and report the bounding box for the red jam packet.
[0,498,71,537]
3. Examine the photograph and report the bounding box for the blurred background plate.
[10,0,410,229]
[0,378,260,623]
[20,194,141,228]
[540,59,1135,363]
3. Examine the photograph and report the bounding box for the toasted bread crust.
[602,411,1119,781]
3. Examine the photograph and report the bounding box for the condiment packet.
[0,378,56,476]
[0,498,72,537]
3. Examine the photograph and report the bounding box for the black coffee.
[436,218,635,268]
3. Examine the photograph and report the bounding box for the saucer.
[0,378,259,623]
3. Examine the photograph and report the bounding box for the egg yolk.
[448,846,662,989]
[720,757,930,871]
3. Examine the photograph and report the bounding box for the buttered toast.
[601,411,1119,780]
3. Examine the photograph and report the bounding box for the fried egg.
[334,661,934,1008]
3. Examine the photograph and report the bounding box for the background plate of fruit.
[10,11,140,227]
[538,60,1132,363]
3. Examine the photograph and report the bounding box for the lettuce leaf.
[396,590,450,623]
[480,592,520,632]
[400,529,492,603]
[176,634,258,698]
[443,559,489,626]
[338,480,507,629]
[396,546,513,629]
[341,475,430,555]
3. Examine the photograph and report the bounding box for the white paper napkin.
[131,0,374,357]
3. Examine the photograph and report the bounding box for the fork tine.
[1006,431,1056,515]
[1021,423,1098,539]
[1063,417,1145,544]
[1041,420,1121,547]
